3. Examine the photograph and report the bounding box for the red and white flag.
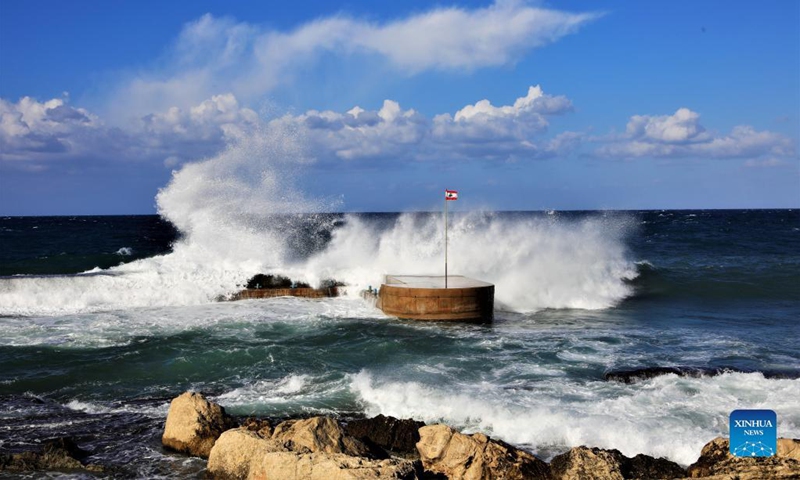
[445,190,458,200]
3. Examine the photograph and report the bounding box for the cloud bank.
[1,86,578,169]
[2,91,795,172]
[0,93,258,169]
[282,85,575,163]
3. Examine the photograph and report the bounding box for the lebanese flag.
[445,189,458,200]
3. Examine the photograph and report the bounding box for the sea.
[1,209,798,478]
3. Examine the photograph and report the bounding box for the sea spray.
[300,211,638,312]
[0,125,329,316]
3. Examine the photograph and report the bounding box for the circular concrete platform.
[377,275,494,322]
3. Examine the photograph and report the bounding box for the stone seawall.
[231,287,340,300]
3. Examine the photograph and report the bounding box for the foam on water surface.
[349,370,800,465]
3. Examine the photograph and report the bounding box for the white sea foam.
[298,211,638,312]
[65,399,169,417]
[216,374,312,405]
[215,373,353,416]
[65,399,115,415]
[349,370,800,465]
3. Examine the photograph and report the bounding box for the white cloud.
[597,108,795,160]
[106,2,599,119]
[0,96,103,161]
[351,1,599,72]
[625,108,710,144]
[0,93,258,169]
[454,85,572,121]
[273,85,574,163]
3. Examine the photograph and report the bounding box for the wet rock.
[241,417,273,438]
[687,437,800,479]
[550,446,685,480]
[245,274,310,289]
[0,437,103,473]
[345,414,425,456]
[604,366,800,384]
[625,453,686,479]
[162,391,236,458]
[416,424,550,480]
[271,416,372,458]
[207,427,418,479]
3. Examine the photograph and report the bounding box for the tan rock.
[271,417,369,457]
[207,428,282,479]
[687,437,800,479]
[549,446,625,480]
[161,391,236,458]
[549,445,685,480]
[247,452,417,480]
[416,424,550,480]
[779,438,800,462]
[241,417,273,439]
[207,427,417,479]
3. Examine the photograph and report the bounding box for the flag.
[445,190,458,200]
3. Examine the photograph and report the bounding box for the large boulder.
[207,427,418,479]
[416,424,550,480]
[345,415,425,456]
[550,446,684,480]
[271,416,372,458]
[162,391,236,458]
[779,438,800,461]
[625,453,686,479]
[550,446,626,480]
[687,437,800,479]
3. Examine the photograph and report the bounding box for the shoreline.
[4,391,798,479]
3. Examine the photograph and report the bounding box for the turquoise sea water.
[0,210,798,478]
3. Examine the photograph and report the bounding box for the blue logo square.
[729,409,777,457]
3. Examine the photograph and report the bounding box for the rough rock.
[271,416,372,458]
[162,391,236,458]
[550,446,627,480]
[625,453,686,479]
[0,437,103,473]
[345,414,425,456]
[687,437,800,479]
[207,427,418,479]
[550,446,685,480]
[416,424,550,480]
[241,417,273,438]
[779,438,800,462]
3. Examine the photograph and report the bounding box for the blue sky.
[1,0,798,215]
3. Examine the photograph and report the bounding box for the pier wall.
[231,287,339,300]
[378,284,494,322]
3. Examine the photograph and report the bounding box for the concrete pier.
[377,275,494,322]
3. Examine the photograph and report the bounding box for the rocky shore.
[161,392,799,479]
[3,391,799,479]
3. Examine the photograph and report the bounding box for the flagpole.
[444,190,448,289]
